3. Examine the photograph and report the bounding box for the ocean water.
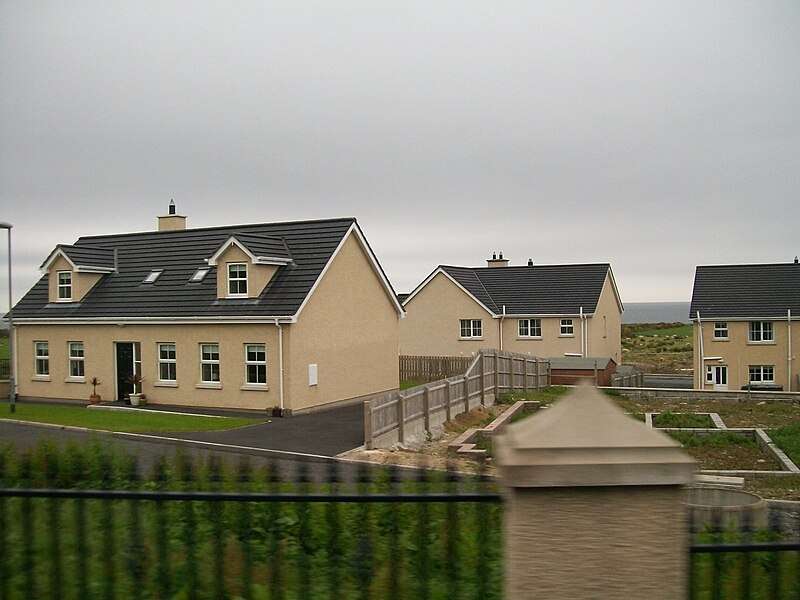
[622,302,691,324]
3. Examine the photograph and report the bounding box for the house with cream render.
[9,206,403,413]
[399,254,623,363]
[690,261,799,392]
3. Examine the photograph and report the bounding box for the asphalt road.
[0,401,369,480]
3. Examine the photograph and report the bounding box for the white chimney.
[487,251,510,268]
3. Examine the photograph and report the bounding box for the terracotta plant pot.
[90,394,101,404]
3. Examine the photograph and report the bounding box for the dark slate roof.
[435,263,613,315]
[13,217,371,319]
[48,244,116,271]
[689,262,800,319]
[229,233,292,261]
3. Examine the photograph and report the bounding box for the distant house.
[690,261,800,392]
[549,356,618,386]
[399,255,623,363]
[9,206,403,413]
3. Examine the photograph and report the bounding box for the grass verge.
[1,403,262,432]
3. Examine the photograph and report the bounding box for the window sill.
[155,381,178,388]
[32,375,51,382]
[241,384,269,392]
[712,338,729,342]
[517,337,543,341]
[64,377,85,384]
[459,337,483,341]
[559,334,575,338]
[196,382,222,390]
[747,341,776,346]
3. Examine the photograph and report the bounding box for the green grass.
[767,424,800,466]
[1,403,262,432]
[668,431,756,450]
[652,411,713,428]
[400,380,425,390]
[497,385,570,405]
[622,322,692,337]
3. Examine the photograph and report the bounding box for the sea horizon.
[622,301,691,324]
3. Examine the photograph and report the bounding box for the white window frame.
[199,343,221,386]
[57,271,72,301]
[157,343,177,383]
[34,341,50,378]
[560,318,574,336]
[748,321,774,343]
[749,365,775,383]
[227,263,248,297]
[518,318,542,338]
[244,343,267,387]
[460,319,483,339]
[68,341,85,379]
[713,322,728,340]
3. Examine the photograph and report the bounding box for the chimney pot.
[528,258,534,266]
[169,199,176,215]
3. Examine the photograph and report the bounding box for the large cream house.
[9,207,403,413]
[399,255,623,363]
[690,261,799,391]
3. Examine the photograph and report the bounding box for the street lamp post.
[0,222,14,413]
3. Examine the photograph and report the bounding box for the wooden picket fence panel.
[399,355,474,383]
[367,349,549,449]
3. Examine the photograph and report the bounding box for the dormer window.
[228,263,248,296]
[57,271,72,301]
[143,269,163,284]
[190,268,210,283]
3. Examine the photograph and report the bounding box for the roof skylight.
[190,267,210,282]
[143,270,163,284]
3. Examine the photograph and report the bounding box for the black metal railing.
[689,510,800,599]
[0,450,503,600]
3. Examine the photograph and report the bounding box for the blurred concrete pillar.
[496,383,697,600]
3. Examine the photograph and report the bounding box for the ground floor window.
[200,343,220,383]
[460,319,482,338]
[518,318,542,338]
[34,342,49,376]
[749,365,775,383]
[68,342,84,378]
[245,344,267,385]
[158,343,177,381]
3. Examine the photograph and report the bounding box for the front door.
[116,343,134,401]
[711,365,728,391]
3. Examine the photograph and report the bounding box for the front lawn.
[1,403,262,433]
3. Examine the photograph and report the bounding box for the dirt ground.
[347,397,793,476]
[346,404,506,473]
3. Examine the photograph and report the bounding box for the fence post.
[496,384,697,600]
[423,386,430,433]
[397,394,405,444]
[479,351,486,405]
[493,351,500,402]
[445,380,452,422]
[364,400,373,450]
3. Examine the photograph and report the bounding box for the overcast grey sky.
[1,1,798,311]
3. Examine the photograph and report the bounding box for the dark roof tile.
[690,263,800,319]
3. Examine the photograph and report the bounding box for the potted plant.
[89,376,102,404]
[125,373,146,407]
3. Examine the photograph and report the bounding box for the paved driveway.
[151,402,366,457]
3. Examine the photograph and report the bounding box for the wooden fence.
[366,349,550,449]
[399,355,474,383]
